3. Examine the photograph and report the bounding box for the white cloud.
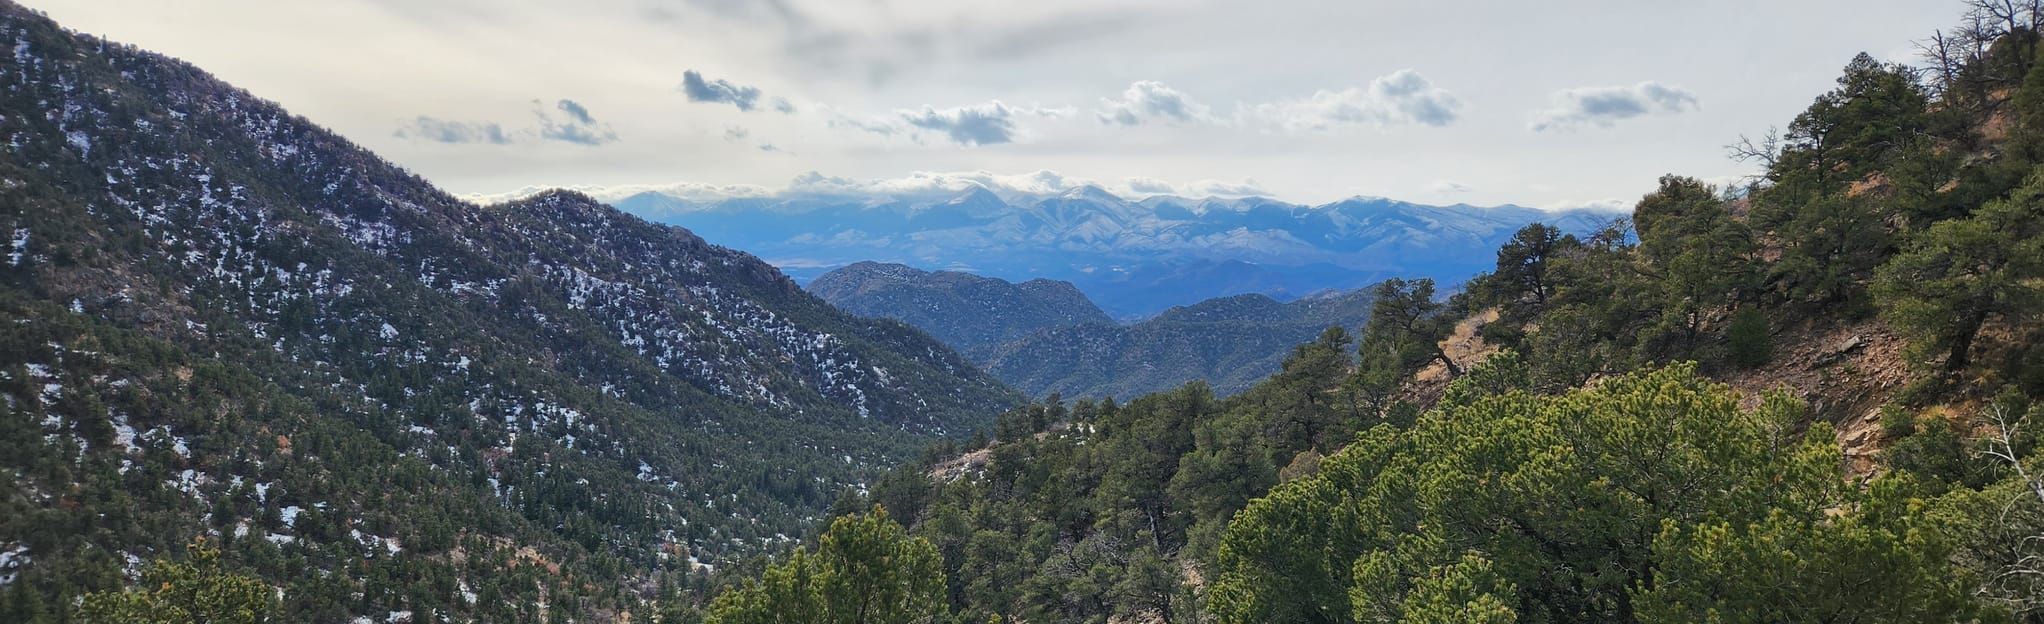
[836,101,1072,146]
[1123,176,1177,194]
[394,116,510,145]
[1097,81,1212,126]
[1530,81,1698,132]
[787,169,1091,197]
[461,181,774,205]
[1249,69,1461,132]
[471,170,1279,204]
[393,99,614,146]
[1181,178,1266,197]
[1541,198,1632,213]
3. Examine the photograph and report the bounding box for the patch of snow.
[0,544,28,586]
[8,228,24,266]
[110,414,139,454]
[65,130,89,157]
[378,323,398,340]
[279,505,302,528]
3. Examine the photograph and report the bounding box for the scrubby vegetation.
[701,2,2044,621]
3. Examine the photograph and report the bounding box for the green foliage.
[704,509,947,624]
[1348,278,1462,416]
[1633,175,1762,363]
[1875,166,2044,372]
[76,540,272,624]
[1205,365,1972,623]
[1751,53,1929,310]
[1725,307,1772,369]
[1635,477,1976,624]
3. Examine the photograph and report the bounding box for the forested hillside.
[978,288,1378,399]
[0,3,1019,621]
[812,260,1381,399]
[698,3,2044,622]
[807,262,1113,360]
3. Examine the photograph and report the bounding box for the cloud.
[758,143,785,153]
[1541,198,1633,213]
[393,116,511,145]
[772,97,797,114]
[827,113,903,137]
[900,101,1023,145]
[1124,176,1177,194]
[838,101,1069,147]
[534,99,618,145]
[1529,81,1698,132]
[395,101,614,146]
[1249,69,1461,132]
[1182,178,1267,197]
[785,169,1113,199]
[555,99,596,125]
[1431,180,1473,194]
[1097,81,1212,126]
[723,126,751,142]
[681,69,765,111]
[471,170,1285,207]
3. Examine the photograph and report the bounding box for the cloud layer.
[1530,81,1698,131]
[463,169,1272,205]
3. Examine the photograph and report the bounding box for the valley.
[7,1,2044,623]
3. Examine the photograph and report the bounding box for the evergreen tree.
[1875,166,2044,372]
[75,539,273,624]
[704,509,947,624]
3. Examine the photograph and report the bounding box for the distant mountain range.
[810,262,1377,399]
[615,185,1617,318]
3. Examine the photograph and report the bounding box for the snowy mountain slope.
[0,4,1018,621]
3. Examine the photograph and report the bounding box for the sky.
[31,0,1958,209]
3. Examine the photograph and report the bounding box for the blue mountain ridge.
[612,185,1622,318]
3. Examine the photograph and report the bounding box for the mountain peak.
[947,184,1006,205]
[1059,184,1124,203]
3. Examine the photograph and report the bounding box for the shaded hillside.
[981,289,1376,398]
[806,261,1111,359]
[0,4,1018,622]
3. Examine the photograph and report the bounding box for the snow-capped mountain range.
[606,183,1625,317]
